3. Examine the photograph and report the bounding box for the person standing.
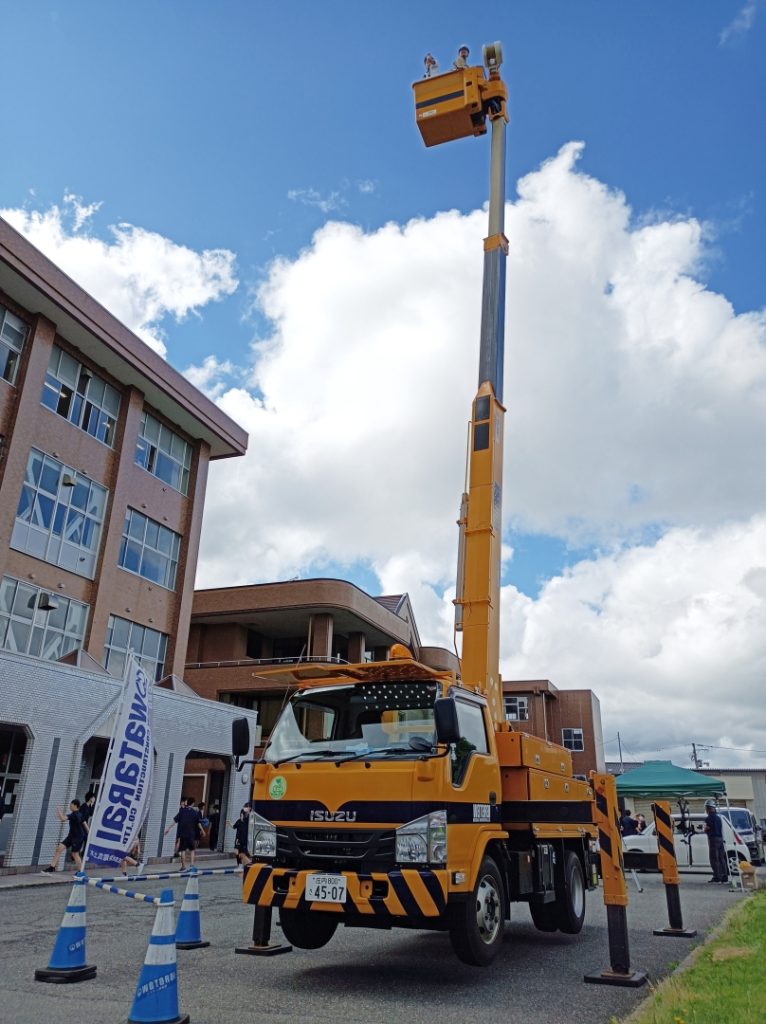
[704,800,729,883]
[79,790,96,842]
[165,796,203,870]
[227,806,252,866]
[423,52,439,77]
[208,802,220,851]
[42,799,85,873]
[620,808,638,837]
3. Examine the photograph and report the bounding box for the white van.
[718,807,764,865]
[623,811,750,873]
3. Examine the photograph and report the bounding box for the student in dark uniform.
[227,806,252,866]
[164,796,202,870]
[79,790,96,841]
[208,803,220,851]
[42,799,85,873]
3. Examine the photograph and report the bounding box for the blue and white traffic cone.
[35,873,97,983]
[175,870,209,950]
[128,889,189,1024]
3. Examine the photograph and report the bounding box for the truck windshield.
[265,681,439,764]
[721,809,752,832]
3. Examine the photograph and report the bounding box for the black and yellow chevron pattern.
[243,863,448,919]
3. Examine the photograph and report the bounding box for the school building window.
[0,575,88,662]
[118,508,180,590]
[11,449,108,579]
[504,696,529,721]
[135,410,192,495]
[562,727,585,752]
[102,614,168,682]
[0,304,28,385]
[41,344,121,447]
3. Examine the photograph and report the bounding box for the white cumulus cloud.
[497,517,766,766]
[198,141,765,764]
[1,193,238,357]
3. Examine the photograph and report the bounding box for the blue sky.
[4,0,762,594]
[2,2,765,764]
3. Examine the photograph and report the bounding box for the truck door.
[451,698,497,813]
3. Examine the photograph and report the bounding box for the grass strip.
[620,890,766,1024]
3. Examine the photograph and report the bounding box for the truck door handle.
[489,792,497,805]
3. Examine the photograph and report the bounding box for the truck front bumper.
[243,863,449,918]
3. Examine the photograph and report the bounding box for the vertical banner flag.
[84,656,153,868]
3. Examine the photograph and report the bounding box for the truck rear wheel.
[449,856,505,966]
[279,909,338,949]
[555,851,586,934]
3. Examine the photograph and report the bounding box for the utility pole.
[691,742,702,769]
[617,732,624,774]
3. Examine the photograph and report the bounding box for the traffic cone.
[35,873,97,983]
[175,870,209,950]
[128,889,189,1024]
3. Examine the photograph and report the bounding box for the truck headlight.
[248,812,277,859]
[395,810,447,866]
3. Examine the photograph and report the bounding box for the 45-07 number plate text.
[306,873,347,903]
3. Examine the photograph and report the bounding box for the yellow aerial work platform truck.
[232,43,638,972]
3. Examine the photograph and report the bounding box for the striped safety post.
[175,870,210,950]
[652,800,697,938]
[35,872,97,984]
[584,773,647,987]
[235,866,292,957]
[128,888,189,1024]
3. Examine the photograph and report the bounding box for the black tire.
[555,851,586,934]
[279,909,338,949]
[449,856,505,966]
[529,900,558,932]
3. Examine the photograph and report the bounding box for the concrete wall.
[0,649,257,868]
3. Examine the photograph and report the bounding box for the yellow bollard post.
[652,800,697,938]
[584,773,647,987]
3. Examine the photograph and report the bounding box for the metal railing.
[185,654,350,671]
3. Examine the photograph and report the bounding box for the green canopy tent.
[616,761,742,887]
[615,760,726,800]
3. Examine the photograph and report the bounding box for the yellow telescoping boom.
[233,41,637,972]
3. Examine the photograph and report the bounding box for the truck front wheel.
[279,909,338,949]
[449,856,505,966]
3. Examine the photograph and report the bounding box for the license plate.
[306,873,347,904]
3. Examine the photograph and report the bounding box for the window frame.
[561,727,585,752]
[0,575,88,663]
[0,304,28,386]
[504,695,529,722]
[11,449,108,579]
[118,508,181,590]
[103,614,168,683]
[134,410,193,495]
[41,344,121,447]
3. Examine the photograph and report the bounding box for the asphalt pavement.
[0,870,747,1024]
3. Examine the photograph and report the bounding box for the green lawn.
[624,890,766,1024]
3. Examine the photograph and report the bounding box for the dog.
[737,861,764,890]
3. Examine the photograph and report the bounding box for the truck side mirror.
[232,718,250,759]
[434,698,461,745]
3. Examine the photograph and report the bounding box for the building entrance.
[0,725,28,864]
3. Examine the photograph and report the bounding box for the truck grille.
[276,827,395,871]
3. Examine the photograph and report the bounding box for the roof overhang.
[0,216,247,460]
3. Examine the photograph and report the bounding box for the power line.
[695,743,766,755]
